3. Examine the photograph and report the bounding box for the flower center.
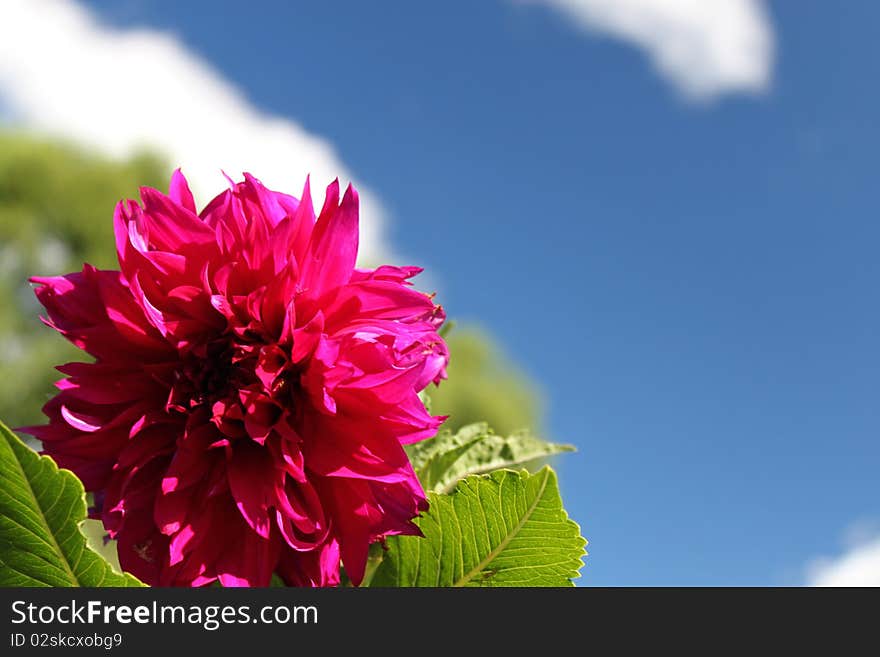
[191,342,235,400]
[168,339,250,412]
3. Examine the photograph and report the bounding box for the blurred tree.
[426,327,542,435]
[0,130,167,428]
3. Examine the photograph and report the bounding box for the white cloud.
[0,0,388,263]
[519,0,774,99]
[806,525,880,587]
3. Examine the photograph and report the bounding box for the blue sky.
[5,0,878,585]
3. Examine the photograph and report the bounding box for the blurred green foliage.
[426,328,542,435]
[0,130,542,437]
[0,130,167,428]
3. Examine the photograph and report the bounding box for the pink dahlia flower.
[24,171,448,587]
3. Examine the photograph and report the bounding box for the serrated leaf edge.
[0,423,144,587]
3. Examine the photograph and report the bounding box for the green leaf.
[406,422,575,494]
[0,420,144,587]
[371,467,586,587]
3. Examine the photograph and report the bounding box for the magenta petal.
[277,539,340,587]
[138,186,215,250]
[288,175,316,264]
[168,168,197,214]
[217,523,281,587]
[226,442,274,538]
[289,311,324,362]
[300,182,359,298]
